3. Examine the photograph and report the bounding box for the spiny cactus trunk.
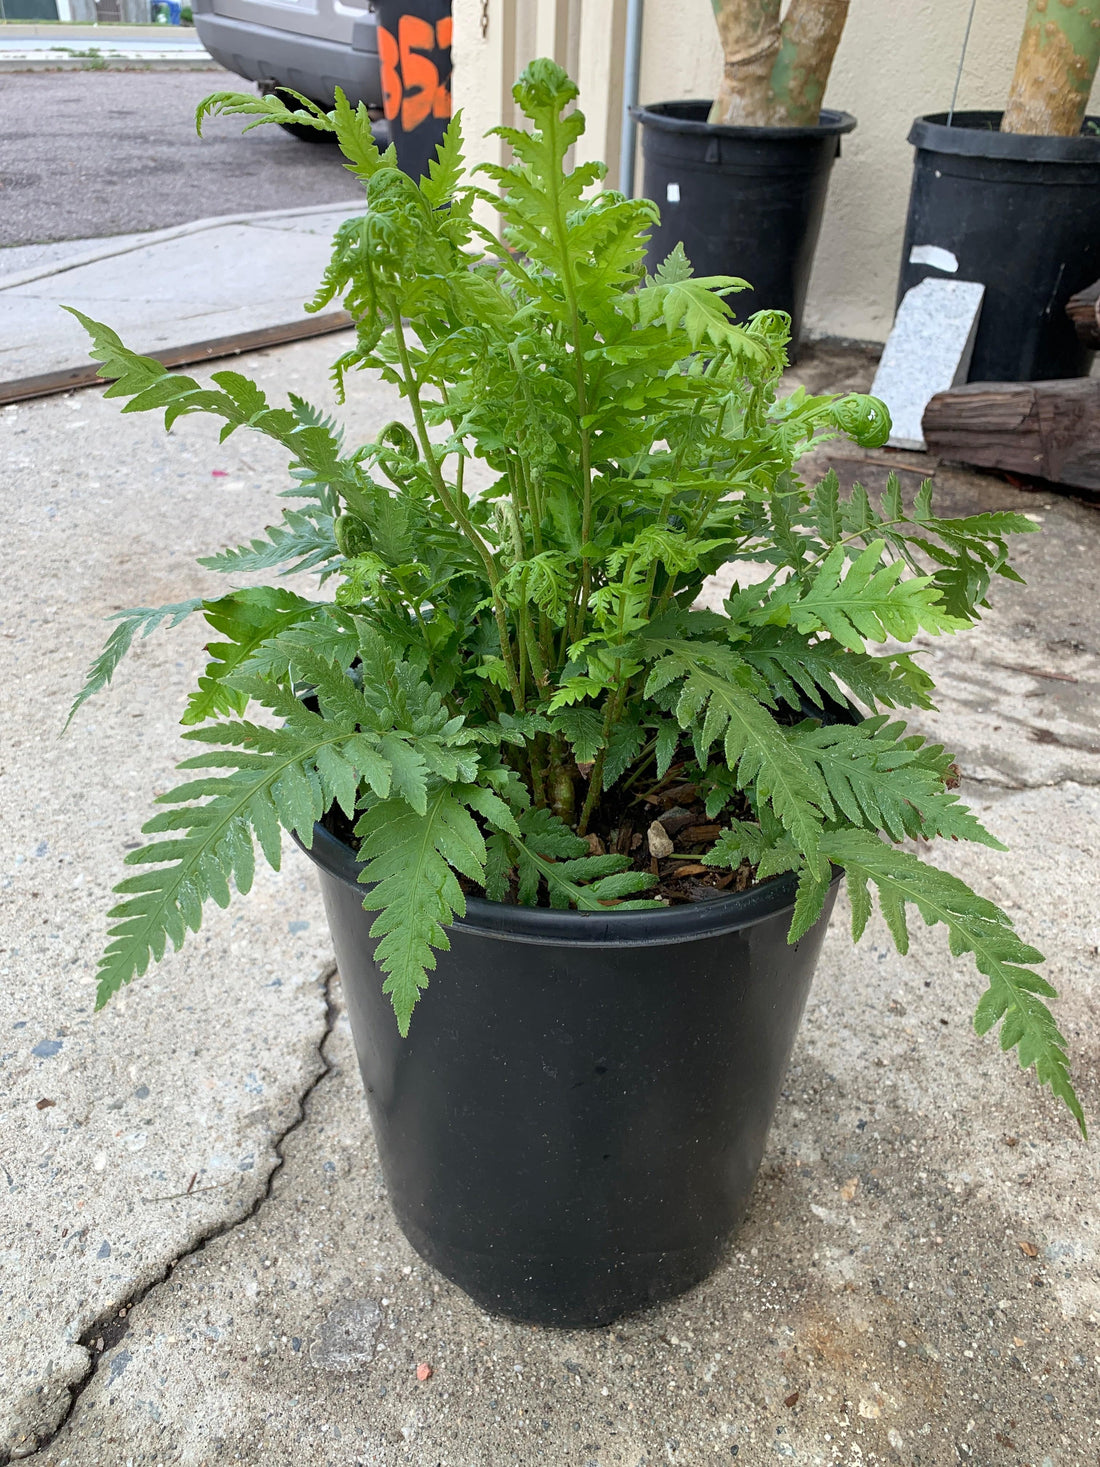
[708,0,849,128]
[1002,0,1100,137]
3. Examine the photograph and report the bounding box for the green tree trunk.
[708,0,849,128]
[1002,0,1100,136]
[769,0,850,125]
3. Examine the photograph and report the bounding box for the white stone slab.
[871,277,985,451]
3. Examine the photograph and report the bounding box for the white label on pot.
[909,244,959,274]
[666,182,681,203]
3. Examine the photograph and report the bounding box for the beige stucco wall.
[640,0,1100,342]
[454,0,1100,345]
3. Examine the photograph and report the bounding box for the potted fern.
[69,60,1082,1330]
[631,0,855,358]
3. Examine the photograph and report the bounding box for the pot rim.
[909,111,1100,165]
[629,100,856,143]
[295,820,838,948]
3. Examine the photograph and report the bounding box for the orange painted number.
[378,25,401,122]
[398,15,438,132]
[379,14,452,133]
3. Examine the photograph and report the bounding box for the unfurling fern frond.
[820,829,1084,1136]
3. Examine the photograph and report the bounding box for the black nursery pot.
[898,112,1100,383]
[301,822,839,1328]
[631,101,856,361]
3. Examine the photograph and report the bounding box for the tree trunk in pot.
[769,0,850,125]
[709,0,782,127]
[709,0,849,127]
[1002,0,1100,137]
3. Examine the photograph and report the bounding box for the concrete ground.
[1,334,1098,1467]
[0,204,361,385]
[0,71,354,249]
[0,25,213,72]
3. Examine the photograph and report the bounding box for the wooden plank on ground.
[0,311,353,407]
[1066,280,1100,350]
[923,378,1100,492]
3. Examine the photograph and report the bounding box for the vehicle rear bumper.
[192,7,381,110]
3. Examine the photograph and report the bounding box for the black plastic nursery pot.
[631,101,856,361]
[300,821,840,1328]
[898,112,1100,383]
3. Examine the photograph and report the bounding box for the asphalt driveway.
[0,69,355,248]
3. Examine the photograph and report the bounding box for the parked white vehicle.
[192,0,382,127]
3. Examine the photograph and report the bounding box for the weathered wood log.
[923,379,1100,492]
[1066,280,1100,351]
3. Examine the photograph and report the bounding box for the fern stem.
[541,103,595,646]
[576,674,631,836]
[799,517,919,580]
[387,308,525,710]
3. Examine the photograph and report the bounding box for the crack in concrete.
[963,771,1100,791]
[5,962,340,1465]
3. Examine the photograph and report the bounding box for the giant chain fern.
[68,62,1081,1129]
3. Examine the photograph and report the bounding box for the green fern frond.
[196,87,333,136]
[62,308,166,397]
[641,638,827,864]
[330,87,395,182]
[811,468,843,545]
[602,716,647,788]
[96,691,397,1009]
[507,807,658,910]
[788,861,835,943]
[739,627,936,713]
[702,816,801,881]
[630,274,771,366]
[183,588,322,726]
[355,785,489,1033]
[70,313,365,511]
[793,717,1004,847]
[421,110,465,209]
[550,706,605,764]
[198,506,339,578]
[66,599,204,730]
[790,541,967,650]
[231,616,360,683]
[822,828,1084,1134]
